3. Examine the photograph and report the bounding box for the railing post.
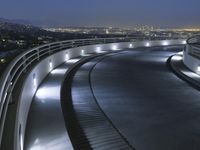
[94,38,97,45]
[60,42,64,51]
[82,40,85,46]
[71,41,75,48]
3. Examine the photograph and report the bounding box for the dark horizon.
[1,0,200,28]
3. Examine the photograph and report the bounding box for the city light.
[0,58,6,63]
[2,1,200,150]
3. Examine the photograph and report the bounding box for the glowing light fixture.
[146,42,150,47]
[197,66,200,72]
[49,60,53,69]
[96,47,101,53]
[129,44,133,48]
[163,41,169,46]
[33,73,37,88]
[182,40,187,44]
[65,52,69,61]
[112,45,117,50]
[81,50,85,56]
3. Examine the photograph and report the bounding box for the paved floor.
[24,60,80,150]
[88,46,200,150]
[69,54,134,150]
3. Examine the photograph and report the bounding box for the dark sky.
[0,0,200,28]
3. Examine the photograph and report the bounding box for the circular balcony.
[0,37,186,150]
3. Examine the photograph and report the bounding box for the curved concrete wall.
[183,44,200,75]
[14,39,185,150]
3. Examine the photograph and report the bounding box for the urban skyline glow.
[0,0,200,28]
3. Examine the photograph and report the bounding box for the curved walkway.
[24,59,82,150]
[25,45,200,150]
[68,46,200,150]
[90,46,200,150]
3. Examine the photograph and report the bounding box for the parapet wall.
[183,44,200,75]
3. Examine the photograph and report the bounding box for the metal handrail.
[187,44,200,59]
[0,36,183,145]
[187,35,200,45]
[187,35,200,59]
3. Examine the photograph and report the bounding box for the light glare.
[67,58,80,64]
[81,50,85,56]
[146,42,150,47]
[36,86,60,100]
[173,55,182,61]
[96,47,101,53]
[112,45,117,50]
[51,69,66,75]
[65,53,69,61]
[33,74,37,88]
[49,60,53,69]
[182,40,187,44]
[163,41,168,46]
[197,66,200,72]
[20,131,23,150]
[4,92,7,101]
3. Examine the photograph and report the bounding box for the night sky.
[0,0,200,28]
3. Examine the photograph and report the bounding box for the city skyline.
[0,0,200,28]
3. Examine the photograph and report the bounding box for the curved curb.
[168,54,200,90]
